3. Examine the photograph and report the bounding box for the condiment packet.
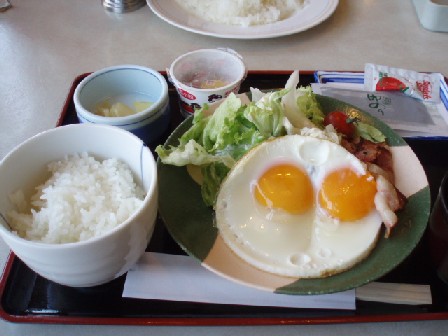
[364,63,443,103]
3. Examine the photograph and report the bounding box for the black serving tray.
[1,71,448,326]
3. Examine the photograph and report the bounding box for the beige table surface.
[1,0,448,335]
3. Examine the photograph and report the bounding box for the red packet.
[364,63,442,103]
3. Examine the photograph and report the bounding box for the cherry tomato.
[323,111,356,138]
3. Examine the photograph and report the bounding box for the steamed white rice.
[175,0,308,26]
[7,152,145,244]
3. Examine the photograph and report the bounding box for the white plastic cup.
[168,48,246,117]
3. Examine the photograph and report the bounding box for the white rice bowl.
[0,124,158,287]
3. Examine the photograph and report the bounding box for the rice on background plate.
[174,0,308,26]
[7,152,145,244]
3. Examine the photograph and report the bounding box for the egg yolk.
[318,168,377,222]
[254,163,314,214]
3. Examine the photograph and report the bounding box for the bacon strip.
[341,136,406,237]
[341,137,394,178]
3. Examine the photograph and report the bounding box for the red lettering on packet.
[178,88,196,100]
[416,80,433,100]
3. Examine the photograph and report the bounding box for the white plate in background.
[147,0,339,39]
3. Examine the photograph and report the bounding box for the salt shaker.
[101,0,146,14]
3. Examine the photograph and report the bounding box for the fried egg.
[215,135,383,278]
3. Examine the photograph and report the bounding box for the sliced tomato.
[323,111,356,138]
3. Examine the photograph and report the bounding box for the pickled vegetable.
[94,100,152,117]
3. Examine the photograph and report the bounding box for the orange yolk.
[254,163,314,214]
[318,168,377,222]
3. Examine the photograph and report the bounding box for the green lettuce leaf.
[356,121,386,143]
[155,139,235,168]
[245,89,287,138]
[282,71,324,129]
[296,86,325,127]
[200,162,230,207]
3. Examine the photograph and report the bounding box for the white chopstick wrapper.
[356,282,432,305]
[123,252,356,310]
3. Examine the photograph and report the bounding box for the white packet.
[364,63,443,103]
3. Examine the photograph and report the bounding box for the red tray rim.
[1,70,447,326]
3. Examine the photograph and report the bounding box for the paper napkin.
[123,252,356,310]
[123,252,432,309]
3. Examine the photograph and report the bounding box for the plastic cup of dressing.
[168,48,247,118]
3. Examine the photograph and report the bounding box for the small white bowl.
[74,65,170,144]
[0,124,158,287]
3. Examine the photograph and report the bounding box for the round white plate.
[146,0,339,39]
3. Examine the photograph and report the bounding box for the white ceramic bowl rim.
[73,65,168,124]
[169,48,247,93]
[0,124,157,250]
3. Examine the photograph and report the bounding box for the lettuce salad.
[156,71,384,207]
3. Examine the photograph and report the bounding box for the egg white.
[215,135,382,278]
